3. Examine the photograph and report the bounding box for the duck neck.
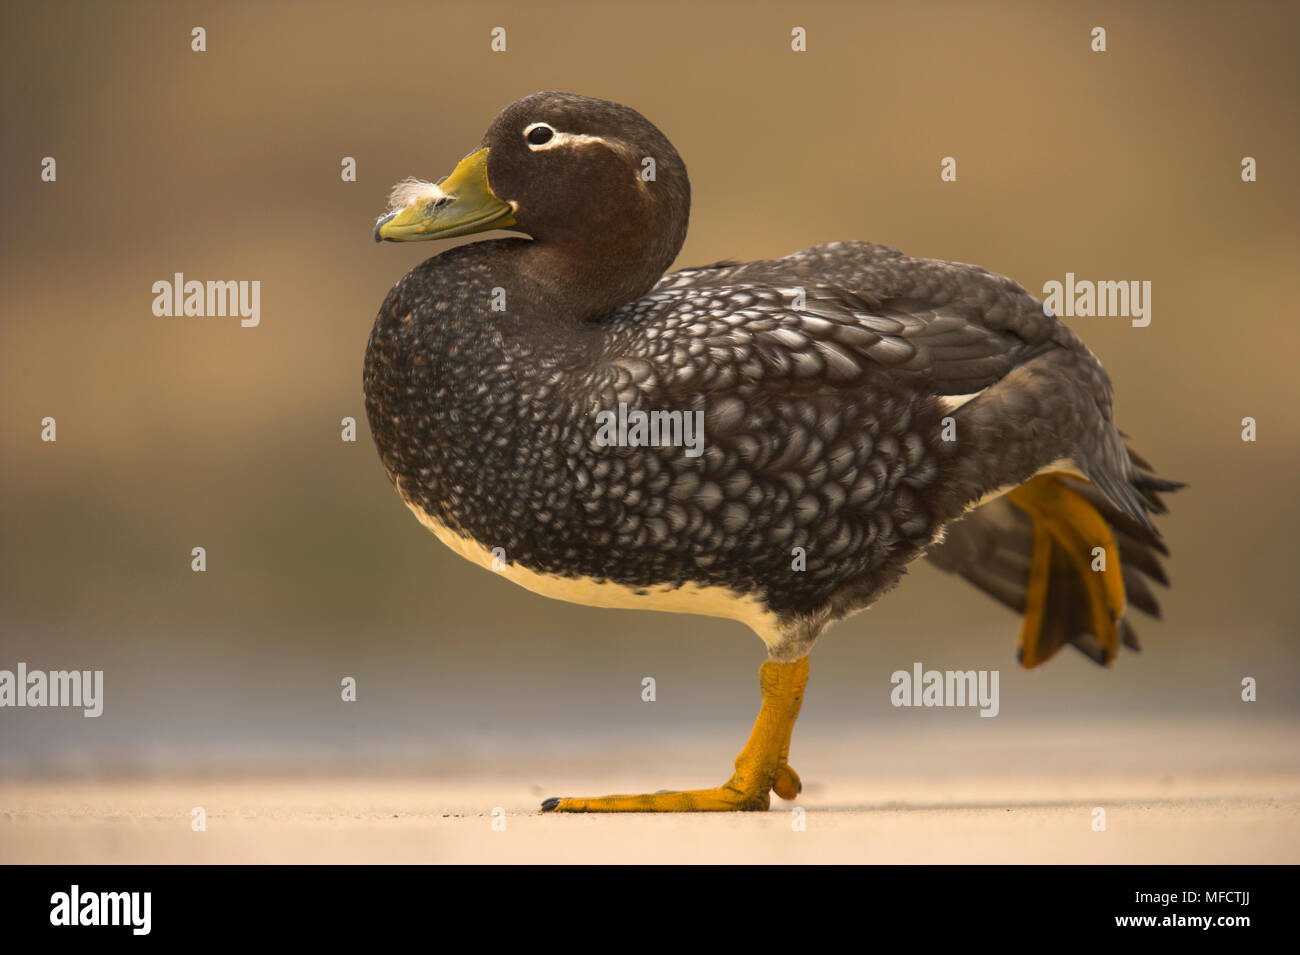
[515,238,654,322]
[513,182,689,322]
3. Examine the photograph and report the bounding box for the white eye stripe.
[523,121,619,152]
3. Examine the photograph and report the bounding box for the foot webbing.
[1007,473,1126,667]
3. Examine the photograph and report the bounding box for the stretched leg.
[541,657,809,812]
[1008,473,1126,667]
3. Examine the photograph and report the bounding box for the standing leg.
[541,657,810,813]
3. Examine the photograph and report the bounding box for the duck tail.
[926,445,1183,667]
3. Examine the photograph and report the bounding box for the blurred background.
[1,0,1296,790]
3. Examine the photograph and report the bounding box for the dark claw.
[540,797,562,812]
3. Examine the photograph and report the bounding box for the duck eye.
[526,124,554,146]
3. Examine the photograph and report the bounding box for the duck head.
[375,92,691,319]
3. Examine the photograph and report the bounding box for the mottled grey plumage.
[365,92,1177,662]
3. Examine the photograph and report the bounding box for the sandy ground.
[2,775,1295,865]
[4,724,1298,864]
